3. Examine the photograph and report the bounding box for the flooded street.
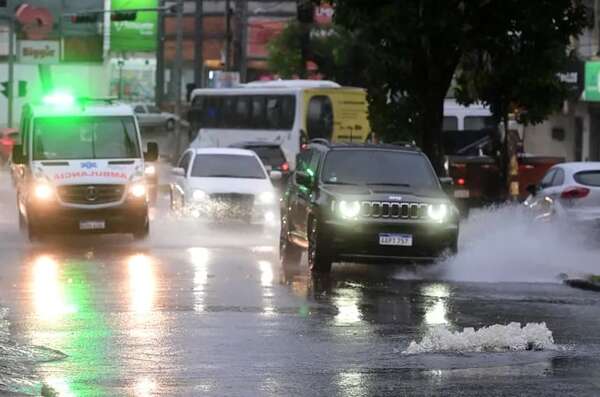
[1,169,600,396]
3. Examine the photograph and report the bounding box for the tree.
[332,0,586,173]
[454,0,586,198]
[267,22,369,86]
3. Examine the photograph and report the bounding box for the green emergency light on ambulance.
[11,92,159,241]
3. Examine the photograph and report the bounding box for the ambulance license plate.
[79,221,106,230]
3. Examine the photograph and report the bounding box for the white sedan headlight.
[258,191,275,205]
[339,200,361,219]
[193,190,207,201]
[428,203,448,222]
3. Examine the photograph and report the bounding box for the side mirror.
[172,167,186,177]
[270,170,282,181]
[439,177,454,194]
[144,142,159,162]
[295,171,312,187]
[11,145,25,165]
[526,184,538,196]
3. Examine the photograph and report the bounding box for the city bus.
[187,80,372,169]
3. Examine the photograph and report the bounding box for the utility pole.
[237,0,248,82]
[7,14,14,127]
[155,0,165,107]
[224,0,231,71]
[194,0,203,87]
[173,0,183,117]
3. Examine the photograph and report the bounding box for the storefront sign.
[111,0,157,52]
[584,61,600,101]
[18,40,59,63]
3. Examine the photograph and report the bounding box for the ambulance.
[11,93,158,241]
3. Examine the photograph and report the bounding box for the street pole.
[225,0,231,71]
[174,0,183,116]
[172,0,184,160]
[7,14,14,127]
[194,0,203,87]
[237,0,248,82]
[155,0,165,107]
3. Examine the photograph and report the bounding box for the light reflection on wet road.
[2,171,600,395]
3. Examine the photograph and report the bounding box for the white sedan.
[525,162,600,224]
[169,148,280,225]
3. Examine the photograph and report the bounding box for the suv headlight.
[339,200,361,219]
[428,203,448,222]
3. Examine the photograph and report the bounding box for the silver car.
[525,162,600,224]
[133,103,178,131]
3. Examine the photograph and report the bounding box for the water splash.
[403,322,556,354]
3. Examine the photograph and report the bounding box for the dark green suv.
[280,141,459,273]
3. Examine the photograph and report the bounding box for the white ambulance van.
[11,93,158,241]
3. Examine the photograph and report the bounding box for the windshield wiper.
[366,182,411,187]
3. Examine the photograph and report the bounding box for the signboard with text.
[584,61,600,101]
[18,40,59,64]
[111,0,157,52]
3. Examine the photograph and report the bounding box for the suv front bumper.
[324,219,458,264]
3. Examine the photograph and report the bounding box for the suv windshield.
[191,154,266,179]
[33,116,140,160]
[321,150,439,188]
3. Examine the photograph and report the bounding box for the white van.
[11,94,158,241]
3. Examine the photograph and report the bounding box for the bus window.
[464,116,495,130]
[251,96,266,128]
[307,96,333,139]
[443,116,458,131]
[221,97,236,128]
[203,96,221,128]
[235,96,251,128]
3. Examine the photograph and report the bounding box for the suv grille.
[58,184,125,205]
[360,201,429,219]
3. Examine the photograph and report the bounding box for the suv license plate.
[379,233,413,246]
[454,189,470,198]
[80,221,106,230]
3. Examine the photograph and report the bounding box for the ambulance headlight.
[129,183,147,198]
[338,200,361,219]
[428,203,448,222]
[34,183,54,201]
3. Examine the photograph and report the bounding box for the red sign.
[15,3,54,40]
[247,18,287,59]
[314,4,334,26]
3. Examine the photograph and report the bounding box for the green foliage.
[332,0,587,170]
[267,22,304,79]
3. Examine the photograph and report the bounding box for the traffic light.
[1,82,9,99]
[71,13,100,23]
[18,81,27,98]
[111,11,137,21]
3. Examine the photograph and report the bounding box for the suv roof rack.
[309,138,331,146]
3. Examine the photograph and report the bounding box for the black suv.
[280,141,459,273]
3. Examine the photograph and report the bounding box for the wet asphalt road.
[2,168,600,396]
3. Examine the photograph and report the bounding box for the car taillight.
[281,162,289,172]
[456,178,466,186]
[561,186,590,199]
[0,138,12,146]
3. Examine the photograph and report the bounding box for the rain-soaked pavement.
[2,167,600,396]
